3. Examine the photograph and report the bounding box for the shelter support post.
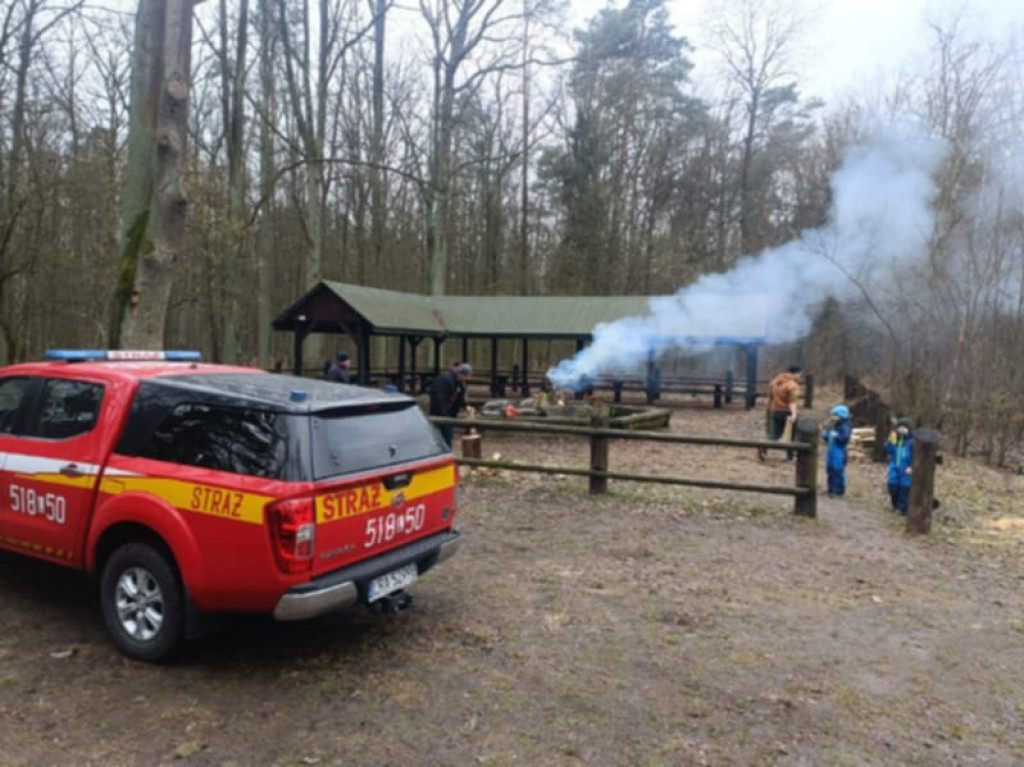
[357,326,371,385]
[645,348,660,404]
[744,344,758,410]
[490,338,500,396]
[433,338,443,376]
[397,335,406,392]
[521,338,530,397]
[292,321,309,376]
[461,337,469,366]
[409,336,421,391]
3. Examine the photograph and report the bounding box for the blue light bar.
[45,349,202,362]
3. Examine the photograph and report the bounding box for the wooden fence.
[430,415,821,517]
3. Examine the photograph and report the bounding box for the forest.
[1,0,1022,464]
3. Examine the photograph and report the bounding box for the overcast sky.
[563,0,1024,108]
[645,0,1024,102]
[95,0,1024,105]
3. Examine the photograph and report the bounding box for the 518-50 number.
[8,484,67,525]
[364,503,426,548]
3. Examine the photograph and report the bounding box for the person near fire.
[326,351,352,383]
[429,362,472,447]
[822,404,852,497]
[885,416,915,514]
[759,364,802,461]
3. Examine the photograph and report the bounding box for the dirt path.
[2,398,1024,765]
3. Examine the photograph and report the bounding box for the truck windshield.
[310,402,447,480]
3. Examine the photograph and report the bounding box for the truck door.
[0,377,107,566]
[0,375,37,554]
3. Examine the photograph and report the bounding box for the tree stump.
[461,431,482,460]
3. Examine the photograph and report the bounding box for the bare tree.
[112,0,203,349]
[707,0,809,258]
[215,0,249,362]
[274,0,378,367]
[417,0,524,295]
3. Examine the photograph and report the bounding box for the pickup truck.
[0,350,460,661]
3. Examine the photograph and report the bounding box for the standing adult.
[326,351,352,383]
[429,362,472,447]
[761,364,801,460]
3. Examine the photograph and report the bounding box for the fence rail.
[430,414,820,517]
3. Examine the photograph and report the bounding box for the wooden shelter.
[272,281,768,406]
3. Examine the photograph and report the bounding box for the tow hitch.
[370,590,414,614]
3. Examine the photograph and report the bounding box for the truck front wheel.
[100,542,184,663]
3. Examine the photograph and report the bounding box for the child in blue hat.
[822,404,852,497]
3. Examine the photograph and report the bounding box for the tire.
[99,542,184,663]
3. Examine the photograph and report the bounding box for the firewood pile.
[845,375,891,463]
[850,427,877,460]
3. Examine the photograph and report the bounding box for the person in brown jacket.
[761,365,801,461]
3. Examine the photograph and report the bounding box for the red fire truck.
[0,350,460,661]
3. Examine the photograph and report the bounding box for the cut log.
[461,432,482,459]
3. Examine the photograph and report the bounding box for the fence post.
[803,373,815,408]
[725,370,734,404]
[905,429,939,534]
[589,411,610,494]
[461,430,482,460]
[793,416,819,517]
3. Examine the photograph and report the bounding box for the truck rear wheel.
[100,542,184,663]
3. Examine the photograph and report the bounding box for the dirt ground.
[3,390,1024,766]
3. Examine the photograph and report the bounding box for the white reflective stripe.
[100,467,143,478]
[3,453,101,477]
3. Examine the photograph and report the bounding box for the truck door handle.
[59,463,84,478]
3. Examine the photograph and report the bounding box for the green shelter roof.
[272,281,768,343]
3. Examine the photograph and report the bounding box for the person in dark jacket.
[326,351,351,383]
[822,404,852,497]
[885,416,915,514]
[429,363,471,447]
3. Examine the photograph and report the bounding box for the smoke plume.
[547,122,947,388]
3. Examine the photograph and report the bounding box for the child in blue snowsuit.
[822,404,852,497]
[885,417,915,514]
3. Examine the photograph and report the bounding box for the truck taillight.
[267,497,316,574]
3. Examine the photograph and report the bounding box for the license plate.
[367,563,418,602]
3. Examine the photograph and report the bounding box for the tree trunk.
[110,0,163,347]
[256,0,276,368]
[119,0,196,349]
[219,0,249,364]
[370,0,387,273]
[0,1,39,363]
[519,0,530,294]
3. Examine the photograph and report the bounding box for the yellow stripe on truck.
[99,476,272,525]
[14,472,99,491]
[316,463,455,525]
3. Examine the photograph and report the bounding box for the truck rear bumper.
[273,530,461,621]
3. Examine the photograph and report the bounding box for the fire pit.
[477,399,670,430]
